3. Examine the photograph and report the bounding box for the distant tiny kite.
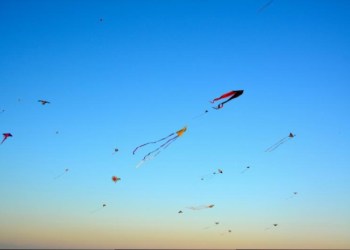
[112,176,121,183]
[241,166,251,174]
[265,132,295,152]
[201,168,223,181]
[178,204,214,214]
[113,148,119,154]
[54,168,69,180]
[220,229,232,236]
[38,100,50,105]
[287,191,298,200]
[186,204,215,210]
[91,203,107,214]
[265,223,278,230]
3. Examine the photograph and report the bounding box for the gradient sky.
[1,0,350,249]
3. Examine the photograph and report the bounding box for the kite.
[54,168,69,180]
[265,223,278,231]
[112,176,121,183]
[112,148,119,154]
[177,204,214,214]
[134,126,187,167]
[201,169,223,181]
[210,90,244,109]
[220,229,232,236]
[186,204,214,210]
[265,132,295,152]
[1,133,12,144]
[215,169,223,174]
[38,100,50,105]
[91,203,107,214]
[287,191,298,200]
[241,166,251,174]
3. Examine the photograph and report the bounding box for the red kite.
[210,90,243,109]
[112,176,121,183]
[1,133,12,144]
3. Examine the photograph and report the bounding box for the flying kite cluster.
[2,3,299,236]
[1,85,300,237]
[0,2,309,244]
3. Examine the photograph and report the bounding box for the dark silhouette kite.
[1,133,12,144]
[38,100,50,105]
[265,133,295,152]
[210,90,244,109]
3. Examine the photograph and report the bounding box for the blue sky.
[1,0,350,248]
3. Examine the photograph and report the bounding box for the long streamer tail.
[133,132,175,155]
[142,135,178,160]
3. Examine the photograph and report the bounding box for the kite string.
[54,172,65,180]
[191,110,208,120]
[90,207,103,214]
[265,136,288,152]
[266,138,290,152]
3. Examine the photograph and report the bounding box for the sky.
[1,0,350,249]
